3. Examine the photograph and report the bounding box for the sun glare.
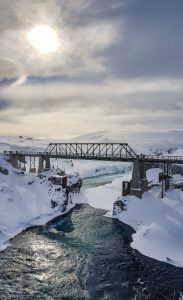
[27,25,59,54]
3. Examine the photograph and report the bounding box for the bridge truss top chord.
[43,143,137,162]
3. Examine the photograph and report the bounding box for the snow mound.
[115,187,183,267]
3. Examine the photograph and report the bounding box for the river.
[0,173,183,300]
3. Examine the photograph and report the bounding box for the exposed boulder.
[37,174,46,179]
[113,197,127,215]
[1,185,11,193]
[0,166,8,175]
[51,199,58,208]
[15,170,25,176]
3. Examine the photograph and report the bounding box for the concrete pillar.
[130,156,142,198]
[38,156,44,173]
[165,178,170,191]
[45,157,50,170]
[130,156,148,198]
[139,158,146,179]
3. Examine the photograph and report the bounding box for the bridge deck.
[4,142,183,164]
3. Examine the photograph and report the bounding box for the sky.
[0,0,183,138]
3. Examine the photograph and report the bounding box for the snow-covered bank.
[0,149,131,251]
[84,170,183,268]
[0,155,80,251]
[116,190,183,268]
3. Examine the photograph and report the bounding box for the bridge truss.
[43,143,137,161]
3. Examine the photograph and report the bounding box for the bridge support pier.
[29,156,36,173]
[19,156,26,171]
[9,155,19,169]
[130,156,148,199]
[38,156,43,173]
[38,156,50,173]
[44,157,51,171]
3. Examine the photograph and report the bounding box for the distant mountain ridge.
[0,130,182,155]
[69,130,183,155]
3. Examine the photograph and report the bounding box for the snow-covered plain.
[1,131,183,268]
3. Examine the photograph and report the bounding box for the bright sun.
[27,25,59,54]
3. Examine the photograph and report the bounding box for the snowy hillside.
[71,130,183,154]
[1,130,183,155]
[0,154,80,251]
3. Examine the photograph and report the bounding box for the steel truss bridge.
[4,142,183,164]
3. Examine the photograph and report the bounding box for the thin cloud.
[0,0,122,81]
[0,0,182,136]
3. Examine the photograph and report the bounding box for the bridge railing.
[143,155,183,163]
[4,151,43,156]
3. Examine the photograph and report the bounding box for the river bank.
[83,171,183,268]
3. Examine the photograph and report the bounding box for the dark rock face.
[171,165,183,176]
[51,200,58,208]
[28,180,35,185]
[0,166,8,175]
[15,170,25,175]
[37,174,46,179]
[113,198,127,215]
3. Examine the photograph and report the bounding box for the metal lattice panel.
[43,143,137,161]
